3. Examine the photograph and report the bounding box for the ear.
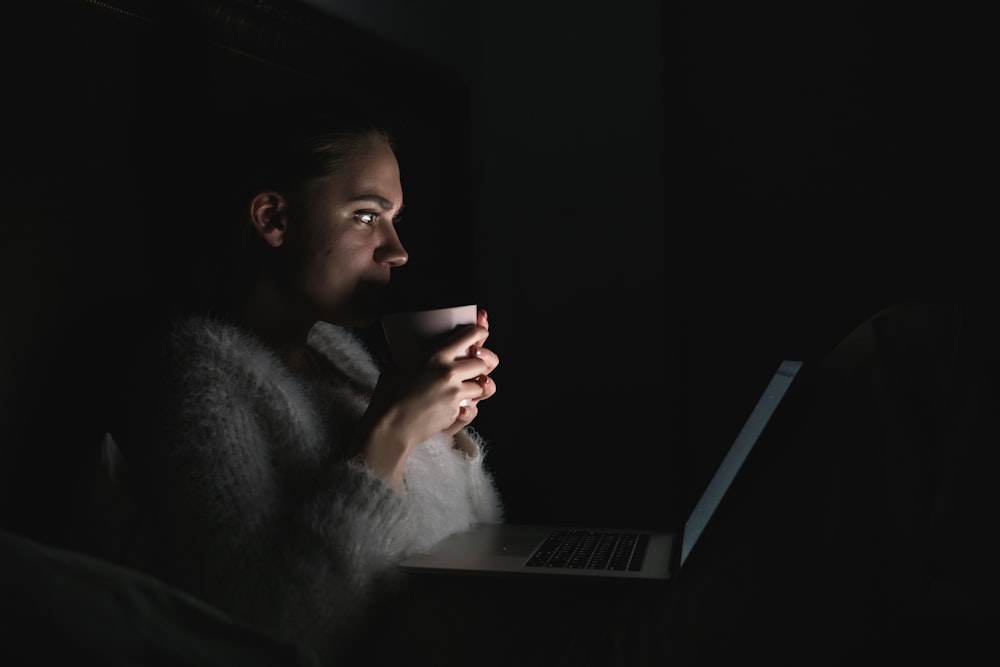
[249,191,289,248]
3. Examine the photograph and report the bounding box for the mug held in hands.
[381,304,478,370]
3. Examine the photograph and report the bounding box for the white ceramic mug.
[381,304,478,369]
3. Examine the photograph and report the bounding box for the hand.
[359,308,499,487]
[444,308,498,436]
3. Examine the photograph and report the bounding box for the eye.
[355,211,380,226]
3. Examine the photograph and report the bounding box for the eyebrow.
[349,194,400,212]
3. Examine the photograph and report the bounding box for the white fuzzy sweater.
[103,314,503,660]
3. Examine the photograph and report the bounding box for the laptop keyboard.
[525,529,650,571]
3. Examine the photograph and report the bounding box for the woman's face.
[285,140,408,327]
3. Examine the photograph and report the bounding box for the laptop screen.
[680,359,803,567]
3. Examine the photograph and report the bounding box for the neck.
[230,275,315,372]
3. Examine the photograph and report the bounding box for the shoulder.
[168,312,258,357]
[162,313,281,380]
[307,322,381,388]
[124,313,293,408]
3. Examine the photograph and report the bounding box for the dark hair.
[206,99,394,215]
[243,119,394,205]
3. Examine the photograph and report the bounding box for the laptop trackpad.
[491,534,542,558]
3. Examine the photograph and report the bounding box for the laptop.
[400,359,804,581]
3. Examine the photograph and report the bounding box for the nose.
[376,225,409,268]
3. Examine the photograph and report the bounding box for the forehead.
[314,141,402,204]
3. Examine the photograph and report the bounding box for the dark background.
[295,0,996,531]
[1,0,994,544]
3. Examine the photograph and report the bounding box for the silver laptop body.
[400,360,804,582]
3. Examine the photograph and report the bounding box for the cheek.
[302,237,362,284]
[319,236,363,264]
[304,243,342,278]
[300,224,343,265]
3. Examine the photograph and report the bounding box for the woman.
[100,109,503,662]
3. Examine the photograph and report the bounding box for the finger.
[473,346,499,373]
[437,328,491,364]
[469,375,495,403]
[459,377,488,405]
[457,402,477,422]
[450,389,483,435]
[460,346,498,377]
[451,355,494,385]
[455,323,490,350]
[477,309,489,331]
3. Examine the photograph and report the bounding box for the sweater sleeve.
[453,428,505,525]
[397,428,504,555]
[110,317,413,658]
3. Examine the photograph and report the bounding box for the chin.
[327,297,381,328]
[353,285,389,323]
[351,312,379,328]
